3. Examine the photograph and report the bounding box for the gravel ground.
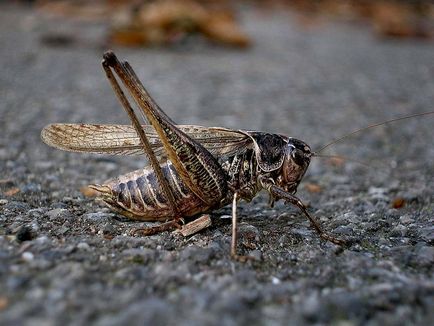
[1,3,434,325]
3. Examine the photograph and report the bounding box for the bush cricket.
[41,51,433,259]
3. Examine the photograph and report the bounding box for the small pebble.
[399,215,414,225]
[301,293,322,320]
[21,183,41,194]
[15,225,35,242]
[77,242,90,251]
[4,201,30,212]
[102,223,116,236]
[83,212,113,223]
[333,225,353,235]
[391,225,407,237]
[271,276,281,285]
[238,223,260,242]
[47,208,70,220]
[368,187,388,200]
[420,226,434,243]
[412,246,434,268]
[249,249,262,261]
[21,252,34,262]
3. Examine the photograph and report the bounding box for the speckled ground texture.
[1,3,434,326]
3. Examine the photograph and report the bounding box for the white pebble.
[22,251,34,262]
[77,242,90,250]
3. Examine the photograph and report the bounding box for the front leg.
[231,192,239,258]
[230,192,254,262]
[263,181,347,246]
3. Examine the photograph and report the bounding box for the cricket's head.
[249,132,312,193]
[277,138,312,192]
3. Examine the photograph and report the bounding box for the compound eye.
[291,149,305,166]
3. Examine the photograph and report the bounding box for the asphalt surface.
[1,3,434,326]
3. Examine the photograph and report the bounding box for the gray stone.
[15,225,36,242]
[82,212,114,223]
[419,226,434,244]
[76,242,90,251]
[101,223,116,236]
[46,208,71,220]
[412,246,434,268]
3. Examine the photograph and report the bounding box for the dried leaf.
[201,11,251,47]
[261,0,433,40]
[0,297,8,311]
[392,197,405,209]
[328,156,345,167]
[109,28,150,46]
[305,183,322,193]
[4,187,20,197]
[36,0,123,21]
[109,0,250,47]
[372,2,432,39]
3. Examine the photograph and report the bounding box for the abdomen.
[95,162,210,221]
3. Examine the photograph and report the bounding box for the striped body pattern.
[219,148,261,202]
[95,162,203,221]
[95,148,261,221]
[157,120,228,205]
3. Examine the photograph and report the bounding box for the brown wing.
[41,124,252,160]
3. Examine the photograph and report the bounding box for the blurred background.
[23,0,434,46]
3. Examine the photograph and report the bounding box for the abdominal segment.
[94,162,209,221]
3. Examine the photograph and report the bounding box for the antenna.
[316,111,434,153]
